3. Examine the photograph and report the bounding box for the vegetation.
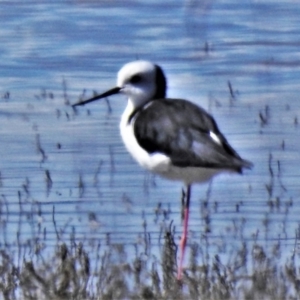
[0,215,300,300]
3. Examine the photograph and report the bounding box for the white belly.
[120,107,223,185]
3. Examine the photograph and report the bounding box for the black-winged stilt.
[72,60,252,280]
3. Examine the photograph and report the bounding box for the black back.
[132,99,252,172]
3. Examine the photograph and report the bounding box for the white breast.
[120,104,171,173]
[119,103,223,185]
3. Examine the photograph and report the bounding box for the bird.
[72,60,253,280]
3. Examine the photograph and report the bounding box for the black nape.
[153,65,167,99]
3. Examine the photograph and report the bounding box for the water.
[0,0,299,263]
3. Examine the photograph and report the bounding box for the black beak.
[72,86,121,107]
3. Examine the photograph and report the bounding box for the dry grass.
[0,220,299,300]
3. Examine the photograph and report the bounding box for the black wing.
[133,99,252,171]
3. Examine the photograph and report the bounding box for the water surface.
[0,0,299,264]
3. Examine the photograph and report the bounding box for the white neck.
[120,98,135,127]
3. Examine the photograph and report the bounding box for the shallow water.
[0,0,299,264]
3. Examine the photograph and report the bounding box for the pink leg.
[177,185,191,280]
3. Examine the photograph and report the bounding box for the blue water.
[0,0,299,265]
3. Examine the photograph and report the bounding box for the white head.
[117,60,166,108]
[73,60,167,110]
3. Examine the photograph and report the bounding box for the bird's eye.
[130,75,142,83]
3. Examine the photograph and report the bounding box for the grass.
[0,213,300,300]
